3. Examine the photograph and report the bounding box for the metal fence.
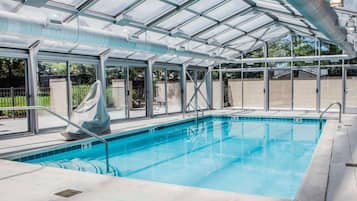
[0,87,27,118]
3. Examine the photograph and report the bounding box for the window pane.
[243,71,264,109]
[197,71,209,109]
[345,69,357,112]
[293,69,316,110]
[167,70,181,113]
[153,68,166,115]
[186,70,196,111]
[129,67,146,118]
[320,67,342,110]
[70,63,97,111]
[0,58,28,134]
[269,70,292,110]
[38,61,68,129]
[225,71,242,108]
[106,66,127,120]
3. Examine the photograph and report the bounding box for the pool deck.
[0,110,356,201]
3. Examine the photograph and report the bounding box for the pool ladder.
[319,102,342,129]
[0,106,110,173]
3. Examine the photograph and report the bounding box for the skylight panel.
[198,25,229,40]
[127,0,174,24]
[206,0,250,21]
[89,0,138,16]
[238,15,273,32]
[157,10,195,30]
[215,29,243,43]
[52,0,84,6]
[188,0,224,13]
[180,17,215,36]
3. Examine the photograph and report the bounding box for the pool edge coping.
[0,113,335,201]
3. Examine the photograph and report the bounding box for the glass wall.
[186,70,195,111]
[320,66,342,110]
[225,71,242,108]
[345,68,357,113]
[167,69,181,113]
[153,68,166,115]
[37,61,68,129]
[0,57,28,135]
[197,70,209,109]
[129,67,146,118]
[106,66,127,120]
[293,69,316,110]
[243,71,264,109]
[70,63,97,111]
[269,70,292,110]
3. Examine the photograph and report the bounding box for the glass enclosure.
[37,61,68,129]
[129,67,146,118]
[293,69,316,110]
[320,66,342,110]
[106,66,127,120]
[70,63,97,112]
[345,68,357,113]
[153,68,166,115]
[269,70,292,110]
[167,69,181,113]
[243,71,264,109]
[0,57,28,134]
[225,71,242,108]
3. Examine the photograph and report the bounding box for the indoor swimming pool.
[17,116,325,199]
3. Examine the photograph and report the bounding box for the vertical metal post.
[207,66,213,109]
[316,39,321,112]
[241,54,244,110]
[219,64,223,109]
[181,64,187,114]
[28,41,40,133]
[290,34,294,111]
[146,60,154,118]
[10,87,14,118]
[264,42,269,111]
[194,70,198,111]
[67,61,73,116]
[164,68,168,114]
[125,66,130,119]
[342,59,346,113]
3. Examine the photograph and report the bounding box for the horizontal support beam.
[237,54,349,64]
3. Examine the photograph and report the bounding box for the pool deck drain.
[55,189,82,198]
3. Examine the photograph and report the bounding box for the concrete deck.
[0,110,356,201]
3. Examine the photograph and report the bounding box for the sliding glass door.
[37,61,69,129]
[129,67,146,118]
[106,66,127,120]
[345,68,357,113]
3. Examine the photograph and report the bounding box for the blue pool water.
[22,116,324,199]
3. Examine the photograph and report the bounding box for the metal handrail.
[0,106,110,173]
[319,102,342,129]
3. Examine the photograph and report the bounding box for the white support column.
[342,59,346,113]
[207,66,213,109]
[316,39,321,112]
[264,42,269,112]
[181,64,187,113]
[146,59,154,118]
[28,40,40,133]
[290,34,294,111]
[219,64,224,109]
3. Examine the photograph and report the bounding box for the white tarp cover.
[62,80,111,140]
